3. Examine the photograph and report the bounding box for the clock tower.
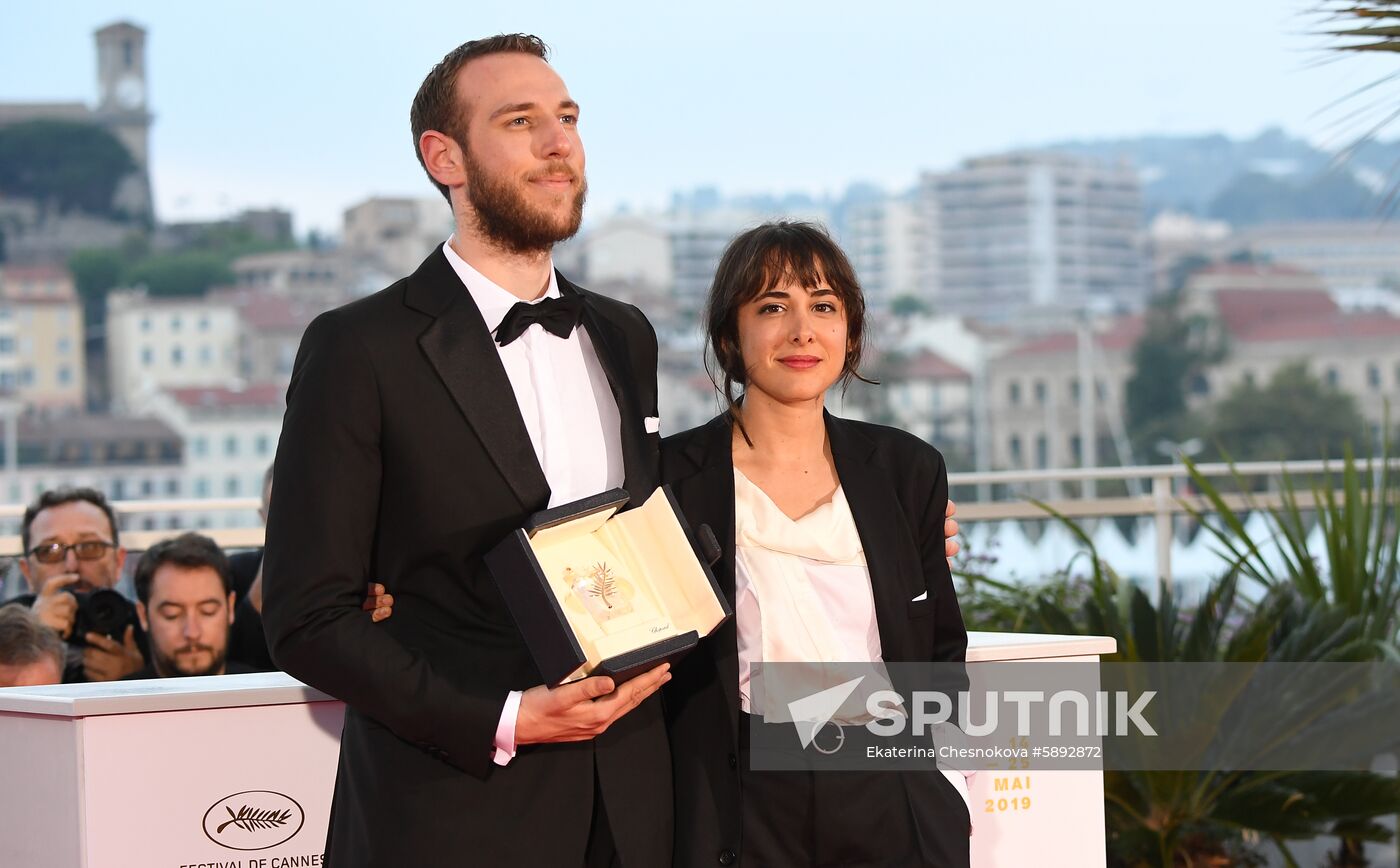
[94,21,153,219]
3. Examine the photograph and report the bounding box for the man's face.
[454,52,587,254]
[20,501,125,594]
[136,564,234,678]
[0,656,62,688]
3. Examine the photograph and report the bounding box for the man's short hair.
[21,487,120,553]
[133,533,233,605]
[409,33,550,202]
[0,604,65,670]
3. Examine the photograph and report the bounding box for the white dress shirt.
[441,240,625,765]
[732,468,973,820]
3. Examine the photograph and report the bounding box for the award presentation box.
[486,486,732,685]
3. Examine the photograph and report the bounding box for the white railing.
[1,458,1395,582]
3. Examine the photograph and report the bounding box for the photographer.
[4,488,145,682]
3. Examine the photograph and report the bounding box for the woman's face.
[735,268,850,408]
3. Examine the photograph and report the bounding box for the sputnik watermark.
[784,682,1156,755]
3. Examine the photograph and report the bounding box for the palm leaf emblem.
[216,805,293,834]
[587,562,620,608]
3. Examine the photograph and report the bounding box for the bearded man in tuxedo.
[263,34,672,867]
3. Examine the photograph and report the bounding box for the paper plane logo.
[787,676,865,754]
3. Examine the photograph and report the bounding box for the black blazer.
[262,248,671,867]
[660,412,968,868]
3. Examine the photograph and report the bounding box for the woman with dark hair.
[662,221,971,867]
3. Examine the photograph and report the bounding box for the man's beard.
[463,148,586,256]
[152,642,227,678]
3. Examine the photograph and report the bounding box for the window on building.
[226,476,240,497]
[1095,380,1106,400]
[194,477,210,497]
[171,315,182,332]
[57,336,71,355]
[1009,382,1022,406]
[1368,364,1381,390]
[193,437,207,458]
[200,345,212,365]
[1069,378,1080,402]
[0,336,15,354]
[166,478,179,496]
[112,479,126,500]
[255,434,271,456]
[199,315,210,332]
[142,516,155,531]
[172,346,183,366]
[1070,435,1082,464]
[225,436,238,457]
[141,479,153,496]
[1036,435,1049,469]
[141,316,151,333]
[1034,380,1047,405]
[1243,370,1256,388]
[141,347,153,366]
[1009,435,1023,466]
[1190,373,1210,396]
[1326,367,1340,388]
[19,368,34,387]
[57,367,71,385]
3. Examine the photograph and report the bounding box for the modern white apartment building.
[843,195,928,311]
[140,384,283,529]
[919,152,1145,325]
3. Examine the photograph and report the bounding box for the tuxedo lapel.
[827,415,922,662]
[405,249,550,512]
[562,273,650,504]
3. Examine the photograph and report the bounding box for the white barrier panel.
[0,674,343,868]
[0,632,1114,867]
[966,632,1116,868]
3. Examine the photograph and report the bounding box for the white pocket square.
[911,591,928,602]
[644,416,661,434]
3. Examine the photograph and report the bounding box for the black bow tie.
[494,294,585,346]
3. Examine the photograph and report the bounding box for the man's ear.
[227,592,237,626]
[18,556,33,590]
[420,130,467,192]
[136,601,149,632]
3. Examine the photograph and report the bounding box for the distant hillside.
[1042,127,1400,224]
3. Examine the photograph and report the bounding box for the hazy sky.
[4,1,1396,235]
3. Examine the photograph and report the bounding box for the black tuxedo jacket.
[262,248,671,867]
[659,413,968,868]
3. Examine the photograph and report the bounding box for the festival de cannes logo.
[202,790,305,851]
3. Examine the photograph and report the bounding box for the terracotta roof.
[1005,315,1145,358]
[1213,289,1338,336]
[1,264,71,283]
[166,384,285,409]
[903,349,971,381]
[1234,312,1400,343]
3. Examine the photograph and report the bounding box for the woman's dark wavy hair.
[703,220,874,442]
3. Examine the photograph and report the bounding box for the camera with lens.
[66,589,137,646]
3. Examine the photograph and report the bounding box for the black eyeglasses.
[27,540,116,564]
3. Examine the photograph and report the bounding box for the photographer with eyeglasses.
[2,487,146,682]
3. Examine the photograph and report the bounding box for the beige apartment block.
[985,316,1143,471]
[106,289,241,413]
[0,265,85,410]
